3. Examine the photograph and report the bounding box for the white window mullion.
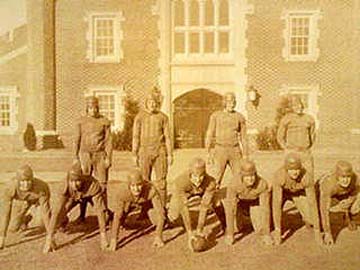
[199,0,205,55]
[185,0,190,56]
[214,0,220,54]
[0,86,19,134]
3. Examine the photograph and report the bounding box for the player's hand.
[273,229,282,245]
[323,232,334,246]
[195,229,206,238]
[215,182,221,190]
[347,220,357,231]
[108,238,117,252]
[103,156,112,169]
[152,236,165,248]
[43,235,56,253]
[72,156,80,164]
[100,233,108,251]
[207,152,214,165]
[167,155,173,166]
[0,236,5,250]
[224,234,234,246]
[261,234,274,246]
[338,200,353,211]
[187,231,196,251]
[314,230,323,245]
[133,154,140,167]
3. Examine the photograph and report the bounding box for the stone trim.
[279,83,321,127]
[281,9,323,62]
[85,12,125,63]
[85,85,125,131]
[0,46,27,65]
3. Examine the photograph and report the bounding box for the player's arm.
[178,192,192,234]
[104,122,113,167]
[259,191,271,235]
[205,113,216,153]
[0,191,13,248]
[43,194,68,253]
[163,115,173,164]
[109,202,127,251]
[197,184,216,234]
[132,114,141,157]
[309,117,316,148]
[276,117,287,149]
[38,191,52,233]
[305,184,322,244]
[73,121,81,160]
[239,117,249,158]
[223,186,237,245]
[272,182,283,232]
[272,178,283,244]
[319,182,334,244]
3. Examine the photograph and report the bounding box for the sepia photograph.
[0,0,359,269]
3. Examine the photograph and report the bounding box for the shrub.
[23,123,37,151]
[112,95,139,151]
[256,125,281,151]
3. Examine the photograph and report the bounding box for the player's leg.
[153,147,168,207]
[77,152,93,222]
[228,146,243,177]
[213,146,229,187]
[93,152,113,224]
[212,188,227,231]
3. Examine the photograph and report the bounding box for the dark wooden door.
[174,89,222,148]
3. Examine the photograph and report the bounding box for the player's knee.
[153,179,166,191]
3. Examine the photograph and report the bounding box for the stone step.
[0,150,134,173]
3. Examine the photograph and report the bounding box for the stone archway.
[174,89,222,148]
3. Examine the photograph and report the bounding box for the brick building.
[0,0,359,151]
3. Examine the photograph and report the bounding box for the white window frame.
[171,0,232,61]
[85,86,125,131]
[85,12,125,63]
[281,9,322,62]
[0,86,20,135]
[279,84,321,128]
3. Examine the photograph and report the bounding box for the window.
[282,10,322,61]
[172,0,231,58]
[280,84,321,126]
[86,87,124,131]
[0,96,11,127]
[86,12,124,63]
[0,86,19,134]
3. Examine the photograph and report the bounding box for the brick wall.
[56,0,160,148]
[246,0,360,149]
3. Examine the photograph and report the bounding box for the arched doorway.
[174,89,222,148]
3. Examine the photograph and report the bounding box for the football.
[191,235,208,252]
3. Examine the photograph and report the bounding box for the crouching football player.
[272,153,321,245]
[108,169,165,251]
[319,160,360,245]
[0,165,51,249]
[167,158,226,250]
[43,161,108,253]
[223,160,274,246]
